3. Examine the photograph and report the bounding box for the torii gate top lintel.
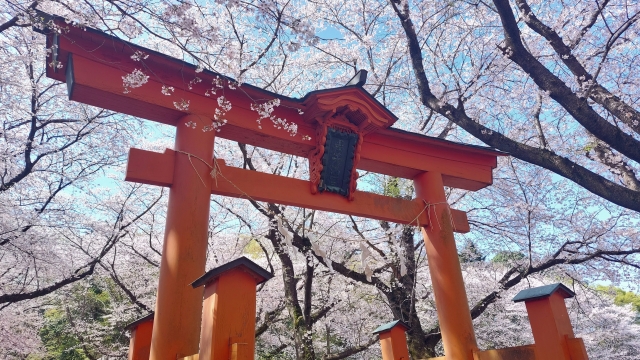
[34,11,504,189]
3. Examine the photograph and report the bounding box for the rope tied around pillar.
[174,149,458,232]
[173,150,268,214]
[174,150,214,188]
[410,200,458,232]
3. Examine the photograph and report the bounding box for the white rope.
[420,200,458,231]
[174,150,209,188]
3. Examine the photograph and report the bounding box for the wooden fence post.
[513,283,589,360]
[373,320,411,360]
[191,257,273,360]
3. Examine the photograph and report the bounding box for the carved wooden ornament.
[303,87,398,200]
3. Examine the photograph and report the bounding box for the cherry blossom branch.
[99,259,152,313]
[0,186,163,304]
[265,228,316,359]
[255,302,285,337]
[238,1,287,77]
[492,0,640,162]
[389,0,640,212]
[515,0,640,135]
[531,91,547,148]
[585,138,640,190]
[348,216,387,260]
[568,0,610,49]
[0,1,37,34]
[323,336,377,360]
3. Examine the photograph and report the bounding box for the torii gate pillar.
[414,171,479,359]
[149,115,216,359]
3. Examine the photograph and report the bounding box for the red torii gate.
[36,12,505,360]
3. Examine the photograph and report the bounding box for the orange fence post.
[513,283,589,360]
[148,115,216,360]
[229,343,249,360]
[414,171,479,359]
[125,313,154,360]
[191,257,273,360]
[373,320,411,360]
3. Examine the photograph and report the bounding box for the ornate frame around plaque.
[304,87,397,201]
[309,117,363,201]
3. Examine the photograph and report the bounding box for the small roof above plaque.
[512,283,576,303]
[191,256,273,288]
[301,86,398,135]
[372,320,410,335]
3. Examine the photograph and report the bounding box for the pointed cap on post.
[124,312,154,331]
[191,256,274,288]
[512,283,576,303]
[372,320,410,335]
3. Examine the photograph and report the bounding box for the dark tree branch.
[0,1,38,34]
[323,337,378,360]
[0,186,162,304]
[100,261,152,313]
[388,0,640,213]
[256,302,285,337]
[492,0,640,163]
[568,0,610,49]
[516,0,640,135]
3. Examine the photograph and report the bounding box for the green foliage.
[491,251,525,263]
[583,142,596,152]
[459,240,485,263]
[39,308,87,360]
[383,177,401,198]
[39,280,130,359]
[596,285,640,313]
[615,290,640,313]
[256,345,294,360]
[244,238,264,259]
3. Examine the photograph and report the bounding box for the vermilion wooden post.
[414,171,479,360]
[373,320,411,360]
[513,283,589,360]
[191,257,273,360]
[149,115,216,360]
[125,313,154,360]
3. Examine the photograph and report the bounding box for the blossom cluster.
[205,77,224,96]
[250,99,298,136]
[122,68,149,94]
[173,99,190,111]
[130,50,149,62]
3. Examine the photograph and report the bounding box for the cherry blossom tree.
[1,0,640,358]
[1,5,166,357]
